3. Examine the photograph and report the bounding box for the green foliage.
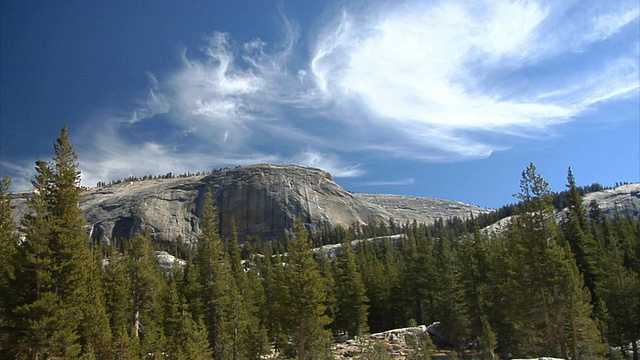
[0,176,17,284]
[1,126,112,359]
[333,234,369,337]
[192,189,254,359]
[0,176,19,355]
[499,163,605,359]
[272,217,332,359]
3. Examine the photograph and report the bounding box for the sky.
[1,0,639,209]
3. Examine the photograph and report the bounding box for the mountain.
[10,164,489,245]
[480,183,640,234]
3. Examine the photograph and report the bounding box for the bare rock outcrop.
[10,164,490,245]
[481,183,640,235]
[332,325,438,359]
[576,183,640,218]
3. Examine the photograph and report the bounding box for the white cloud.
[363,178,415,186]
[170,32,265,125]
[586,6,639,42]
[6,0,633,190]
[307,0,639,157]
[0,160,36,192]
[78,127,280,187]
[291,150,364,178]
[128,73,171,124]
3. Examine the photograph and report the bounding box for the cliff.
[10,164,489,245]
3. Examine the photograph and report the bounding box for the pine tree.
[333,234,369,337]
[226,221,267,360]
[162,268,213,360]
[0,176,17,286]
[3,125,112,359]
[264,248,288,353]
[102,242,132,353]
[317,248,336,336]
[508,163,604,359]
[125,232,167,357]
[482,224,522,355]
[600,216,640,360]
[432,231,468,349]
[358,237,396,333]
[561,168,608,323]
[276,217,332,359]
[399,232,437,329]
[194,189,249,360]
[0,176,19,356]
[457,219,493,354]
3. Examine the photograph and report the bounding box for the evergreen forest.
[1,126,639,360]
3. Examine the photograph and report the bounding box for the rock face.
[481,183,640,235]
[578,183,640,218]
[10,164,488,245]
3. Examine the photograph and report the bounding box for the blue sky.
[1,0,638,209]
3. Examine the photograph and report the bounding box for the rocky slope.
[578,183,640,218]
[481,183,640,234]
[10,164,489,245]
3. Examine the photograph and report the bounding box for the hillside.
[10,164,489,244]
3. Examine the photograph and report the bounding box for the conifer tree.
[3,125,112,359]
[508,163,604,359]
[561,168,608,322]
[358,238,396,332]
[162,269,213,360]
[226,220,268,359]
[0,176,17,287]
[457,219,492,353]
[399,232,438,329]
[432,231,468,348]
[481,225,521,355]
[276,217,331,359]
[102,242,133,352]
[0,176,19,357]
[333,234,369,337]
[600,216,640,360]
[317,248,336,336]
[264,248,288,352]
[125,232,167,357]
[194,189,249,359]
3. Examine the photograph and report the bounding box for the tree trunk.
[553,286,568,358]
[570,311,578,360]
[298,336,306,360]
[133,307,140,339]
[540,288,555,353]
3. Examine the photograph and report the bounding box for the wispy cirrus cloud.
[309,0,638,156]
[363,178,415,186]
[291,150,364,178]
[8,0,637,191]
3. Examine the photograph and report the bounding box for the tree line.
[1,126,639,359]
[94,166,246,188]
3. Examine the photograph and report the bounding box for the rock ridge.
[9,164,487,245]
